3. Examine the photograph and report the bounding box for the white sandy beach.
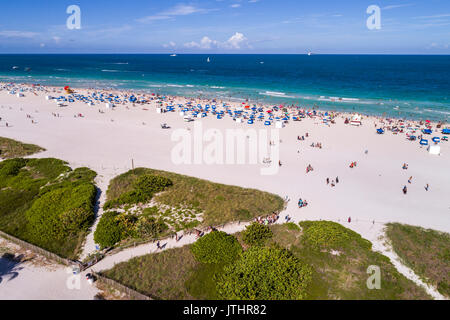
[0,84,449,299]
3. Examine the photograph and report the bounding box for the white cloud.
[383,4,413,10]
[185,36,219,49]
[162,41,177,48]
[413,14,450,19]
[0,30,39,38]
[231,4,241,8]
[225,32,247,49]
[184,32,249,50]
[138,4,216,23]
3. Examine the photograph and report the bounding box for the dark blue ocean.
[1,54,449,121]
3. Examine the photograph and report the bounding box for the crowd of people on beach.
[254,213,279,225]
[298,198,308,208]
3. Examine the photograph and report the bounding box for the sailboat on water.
[207,57,211,63]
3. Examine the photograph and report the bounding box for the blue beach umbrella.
[420,139,428,146]
[432,137,440,143]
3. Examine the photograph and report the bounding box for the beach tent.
[236,118,243,123]
[156,107,162,113]
[105,103,114,109]
[420,139,428,146]
[422,129,432,135]
[428,145,440,155]
[350,114,362,126]
[442,129,450,134]
[376,128,384,134]
[275,121,284,129]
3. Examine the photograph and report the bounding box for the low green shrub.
[242,222,273,246]
[26,183,96,245]
[191,231,242,265]
[216,246,312,300]
[300,221,372,251]
[0,158,97,259]
[94,211,126,248]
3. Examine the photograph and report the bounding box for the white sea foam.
[259,91,295,98]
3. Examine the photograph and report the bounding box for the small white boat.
[170,54,177,57]
[207,57,211,63]
[12,66,19,70]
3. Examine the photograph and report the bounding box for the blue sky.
[0,0,449,53]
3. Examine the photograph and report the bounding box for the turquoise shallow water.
[0,54,449,121]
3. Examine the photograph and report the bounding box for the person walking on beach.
[156,241,161,250]
[348,217,351,223]
[336,176,339,184]
[403,186,408,195]
[408,176,412,184]
[425,184,429,191]
[326,178,330,185]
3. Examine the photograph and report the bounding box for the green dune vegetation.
[101,221,431,300]
[0,137,45,159]
[0,157,97,259]
[385,223,449,298]
[94,168,284,249]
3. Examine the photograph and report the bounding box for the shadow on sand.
[0,253,26,284]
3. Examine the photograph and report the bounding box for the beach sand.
[0,85,449,299]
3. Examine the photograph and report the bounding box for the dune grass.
[104,168,284,226]
[0,137,44,159]
[385,223,449,298]
[270,222,431,300]
[102,221,431,300]
[102,246,200,300]
[0,158,97,260]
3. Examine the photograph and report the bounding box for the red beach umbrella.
[64,86,70,90]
